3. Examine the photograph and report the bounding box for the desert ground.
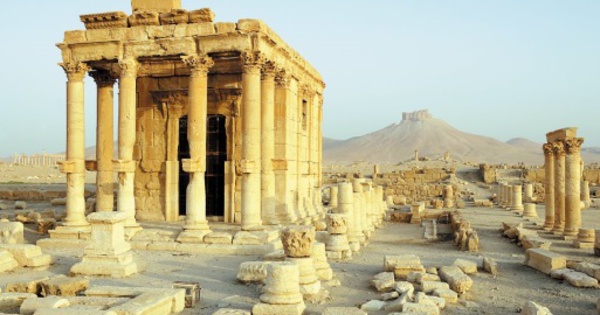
[0,161,598,315]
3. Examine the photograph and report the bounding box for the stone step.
[0,250,19,273]
[0,244,53,267]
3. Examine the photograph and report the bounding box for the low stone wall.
[0,190,94,201]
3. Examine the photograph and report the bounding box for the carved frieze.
[160,9,189,25]
[129,11,160,27]
[80,12,128,30]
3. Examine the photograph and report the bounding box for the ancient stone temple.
[52,0,325,240]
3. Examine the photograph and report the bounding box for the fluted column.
[115,58,140,229]
[564,138,584,237]
[261,61,277,225]
[90,70,117,212]
[181,54,214,236]
[59,61,90,228]
[543,143,555,230]
[240,51,265,230]
[552,141,566,233]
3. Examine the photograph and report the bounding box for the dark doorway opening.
[177,114,227,217]
[205,114,227,217]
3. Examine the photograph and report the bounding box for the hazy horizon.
[1,1,598,156]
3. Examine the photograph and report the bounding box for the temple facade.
[53,0,325,240]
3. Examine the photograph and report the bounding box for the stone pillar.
[178,54,214,242]
[58,62,90,230]
[261,61,277,225]
[414,150,419,161]
[373,164,379,177]
[524,183,534,203]
[282,226,321,295]
[240,51,265,231]
[522,203,538,218]
[329,186,338,210]
[443,185,455,208]
[552,141,566,233]
[113,58,141,232]
[89,70,116,213]
[573,228,595,249]
[564,138,584,237]
[581,180,591,210]
[339,182,360,252]
[506,185,513,209]
[70,212,138,277]
[252,262,305,315]
[311,242,333,281]
[325,213,351,260]
[543,143,555,230]
[594,230,600,256]
[511,185,524,211]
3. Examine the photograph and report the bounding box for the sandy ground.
[0,162,599,314]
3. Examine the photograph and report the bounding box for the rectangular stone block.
[132,0,181,12]
[5,276,49,294]
[439,265,473,294]
[252,302,305,315]
[524,249,567,275]
[40,276,90,297]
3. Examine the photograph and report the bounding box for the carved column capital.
[565,137,584,155]
[182,54,214,78]
[543,143,555,157]
[241,51,266,74]
[89,70,117,87]
[552,140,566,157]
[59,62,90,82]
[118,58,139,78]
[261,61,277,80]
[275,69,291,87]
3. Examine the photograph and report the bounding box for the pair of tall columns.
[543,138,584,236]
[58,59,141,232]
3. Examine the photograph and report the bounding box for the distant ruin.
[402,110,432,122]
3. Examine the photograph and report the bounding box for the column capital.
[565,137,584,155]
[89,69,117,87]
[275,69,291,87]
[241,50,266,74]
[552,140,566,157]
[182,54,214,77]
[59,62,90,82]
[261,61,277,80]
[543,142,554,157]
[118,58,139,78]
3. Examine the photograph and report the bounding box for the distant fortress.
[402,110,432,121]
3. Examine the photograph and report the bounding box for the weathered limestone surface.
[371,272,395,292]
[281,226,315,258]
[236,261,271,283]
[40,276,89,297]
[322,307,367,315]
[20,296,70,315]
[0,250,19,273]
[524,249,566,275]
[0,222,24,244]
[0,244,53,267]
[252,262,305,315]
[438,266,472,294]
[522,301,553,315]
[384,255,425,280]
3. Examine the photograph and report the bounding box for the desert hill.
[323,110,600,165]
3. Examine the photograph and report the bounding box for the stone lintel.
[87,212,130,224]
[546,127,578,143]
[112,160,138,173]
[132,0,181,12]
[80,12,128,30]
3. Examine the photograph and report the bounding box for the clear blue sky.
[0,1,599,157]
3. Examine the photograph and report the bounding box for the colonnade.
[543,130,584,238]
[13,153,66,166]
[55,50,324,239]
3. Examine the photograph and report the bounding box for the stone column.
[329,186,339,210]
[282,226,321,295]
[261,61,277,225]
[339,182,360,252]
[178,54,214,241]
[573,228,595,249]
[252,262,305,315]
[524,183,534,203]
[505,185,513,209]
[89,70,116,213]
[443,185,455,208]
[564,138,584,237]
[58,62,90,229]
[511,185,524,211]
[240,51,265,230]
[581,180,591,210]
[522,203,538,218]
[552,141,566,233]
[543,143,555,230]
[114,58,140,231]
[325,213,351,260]
[311,243,333,281]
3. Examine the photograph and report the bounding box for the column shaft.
[261,62,277,224]
[241,51,264,230]
[116,59,139,227]
[181,55,213,231]
[90,70,116,212]
[60,62,89,227]
[543,143,555,230]
[552,141,566,233]
[564,138,584,237]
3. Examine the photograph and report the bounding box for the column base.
[573,240,595,249]
[176,229,212,243]
[252,302,305,315]
[563,229,579,238]
[242,224,265,232]
[49,224,91,240]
